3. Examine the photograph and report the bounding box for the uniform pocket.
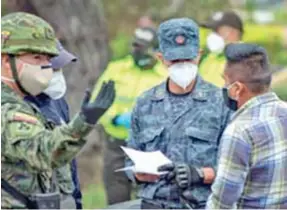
[139,127,164,151]
[186,127,219,144]
[185,127,219,166]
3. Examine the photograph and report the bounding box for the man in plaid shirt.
[206,43,287,209]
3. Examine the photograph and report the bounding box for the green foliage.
[274,86,287,101]
[272,70,287,101]
[274,8,287,25]
[82,184,107,209]
[243,23,287,66]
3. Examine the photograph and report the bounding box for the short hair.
[224,43,271,93]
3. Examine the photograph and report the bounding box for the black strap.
[1,178,34,208]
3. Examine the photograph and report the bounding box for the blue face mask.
[222,83,238,111]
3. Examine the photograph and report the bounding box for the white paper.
[115,146,172,175]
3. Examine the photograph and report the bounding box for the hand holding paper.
[135,173,160,182]
[116,146,172,176]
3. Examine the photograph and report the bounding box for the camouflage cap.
[158,18,199,61]
[1,12,58,56]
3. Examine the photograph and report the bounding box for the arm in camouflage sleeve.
[199,101,233,184]
[1,81,115,171]
[215,104,234,171]
[125,101,142,183]
[2,105,93,171]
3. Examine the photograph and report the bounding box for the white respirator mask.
[43,70,67,99]
[206,32,225,53]
[168,62,198,90]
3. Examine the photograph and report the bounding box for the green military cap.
[1,12,58,56]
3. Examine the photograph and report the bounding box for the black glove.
[158,163,203,189]
[80,80,115,124]
[158,163,176,183]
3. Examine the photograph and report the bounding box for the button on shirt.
[206,92,287,209]
[126,77,231,208]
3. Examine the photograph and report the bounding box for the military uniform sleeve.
[213,98,234,173]
[125,101,142,182]
[2,106,94,171]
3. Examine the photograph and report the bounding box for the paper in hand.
[115,146,172,175]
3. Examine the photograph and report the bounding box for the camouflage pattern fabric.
[1,12,58,56]
[126,77,232,208]
[1,82,93,208]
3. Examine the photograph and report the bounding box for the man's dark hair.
[224,43,271,93]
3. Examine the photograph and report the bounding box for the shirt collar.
[25,93,51,107]
[231,92,279,121]
[151,76,208,102]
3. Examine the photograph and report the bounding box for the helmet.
[1,12,58,56]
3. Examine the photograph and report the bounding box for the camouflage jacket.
[1,82,92,208]
[25,94,77,197]
[126,77,232,208]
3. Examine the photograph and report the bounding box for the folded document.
[115,146,172,175]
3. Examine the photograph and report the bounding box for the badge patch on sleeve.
[11,113,39,124]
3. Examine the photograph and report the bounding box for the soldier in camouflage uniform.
[1,12,115,209]
[125,18,231,209]
[24,40,82,209]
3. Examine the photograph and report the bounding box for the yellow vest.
[199,53,226,87]
[91,55,167,140]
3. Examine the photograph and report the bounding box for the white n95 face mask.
[206,32,225,53]
[43,70,67,99]
[168,62,198,90]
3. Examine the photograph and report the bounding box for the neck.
[2,66,26,98]
[168,79,196,95]
[238,90,268,108]
[226,37,240,44]
[1,78,25,98]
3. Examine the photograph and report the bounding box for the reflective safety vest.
[199,52,226,87]
[91,55,167,140]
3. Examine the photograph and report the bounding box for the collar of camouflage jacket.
[151,76,209,101]
[1,81,23,104]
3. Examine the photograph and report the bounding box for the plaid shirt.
[206,92,287,209]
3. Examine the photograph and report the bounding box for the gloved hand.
[80,80,115,124]
[112,112,132,129]
[158,163,203,189]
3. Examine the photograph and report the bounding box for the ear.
[194,50,202,65]
[155,52,164,63]
[155,52,162,60]
[235,82,246,97]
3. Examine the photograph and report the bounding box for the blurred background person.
[199,11,244,87]
[90,25,167,205]
[137,14,157,29]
